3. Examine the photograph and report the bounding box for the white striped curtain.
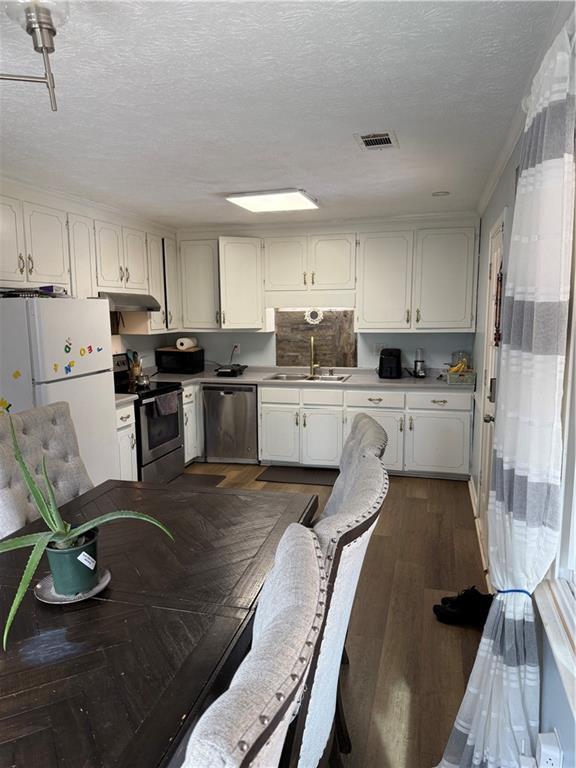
[439,19,575,768]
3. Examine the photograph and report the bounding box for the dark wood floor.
[185,464,486,768]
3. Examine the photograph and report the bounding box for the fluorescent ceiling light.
[226,189,319,213]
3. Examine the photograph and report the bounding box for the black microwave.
[155,346,205,375]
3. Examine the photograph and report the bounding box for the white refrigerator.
[0,298,119,485]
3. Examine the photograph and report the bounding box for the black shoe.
[440,585,484,607]
[433,587,493,627]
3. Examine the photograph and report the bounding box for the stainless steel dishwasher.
[202,384,258,463]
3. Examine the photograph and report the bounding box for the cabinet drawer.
[182,386,196,403]
[260,387,300,405]
[116,404,135,428]
[301,389,343,406]
[345,390,404,409]
[406,392,471,411]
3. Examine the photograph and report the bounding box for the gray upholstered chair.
[182,523,326,768]
[0,402,93,539]
[287,417,389,766]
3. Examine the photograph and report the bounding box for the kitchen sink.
[265,373,350,382]
[308,375,350,382]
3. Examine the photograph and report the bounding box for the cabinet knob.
[303,271,307,286]
[399,417,404,432]
[368,397,382,404]
[125,266,130,283]
[27,254,34,275]
[303,413,307,427]
[184,412,189,425]
[119,414,130,422]
[311,271,315,285]
[161,310,165,322]
[416,308,421,323]
[409,416,414,431]
[295,411,299,426]
[168,310,173,325]
[222,311,226,325]
[406,308,410,324]
[119,265,125,283]
[483,415,495,423]
[216,310,220,324]
[18,254,25,274]
[130,434,136,449]
[431,399,448,405]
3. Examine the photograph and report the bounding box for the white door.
[219,237,263,328]
[147,233,166,330]
[95,220,124,288]
[123,227,148,291]
[308,234,356,290]
[260,405,300,463]
[264,237,307,291]
[413,228,475,329]
[164,237,182,329]
[117,425,138,481]
[22,202,70,286]
[344,408,404,472]
[68,214,95,298]
[181,240,220,328]
[356,232,413,329]
[183,401,197,463]
[0,194,26,283]
[301,408,343,467]
[404,411,470,475]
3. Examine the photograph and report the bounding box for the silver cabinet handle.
[168,310,173,325]
[416,308,421,323]
[406,308,410,324]
[303,272,307,286]
[130,433,136,449]
[399,417,404,432]
[161,309,165,323]
[125,266,130,283]
[216,310,220,324]
[222,311,226,325]
[295,411,299,426]
[184,392,193,400]
[409,416,414,431]
[119,265,125,283]
[303,413,307,427]
[431,399,448,405]
[368,397,383,404]
[18,253,25,274]
[119,414,131,422]
[27,254,34,274]
[483,415,495,423]
[311,271,315,285]
[184,412,189,425]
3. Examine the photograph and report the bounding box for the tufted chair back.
[0,402,93,539]
[289,449,390,767]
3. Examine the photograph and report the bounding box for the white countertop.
[152,366,475,392]
[115,393,138,406]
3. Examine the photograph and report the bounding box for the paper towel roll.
[176,337,197,350]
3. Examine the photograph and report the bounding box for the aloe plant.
[0,417,173,649]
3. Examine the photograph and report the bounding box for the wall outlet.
[537,731,563,768]
[233,344,240,355]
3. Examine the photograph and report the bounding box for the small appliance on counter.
[215,343,247,377]
[378,348,402,379]
[155,345,204,375]
[413,347,427,378]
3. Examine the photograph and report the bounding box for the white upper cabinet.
[95,220,124,288]
[218,236,263,329]
[147,233,166,330]
[0,194,26,284]
[22,202,70,285]
[164,237,182,329]
[357,232,414,329]
[308,234,356,290]
[264,236,307,291]
[68,214,95,298]
[413,228,475,329]
[122,227,148,291]
[181,240,220,329]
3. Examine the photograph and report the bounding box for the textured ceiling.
[0,1,563,228]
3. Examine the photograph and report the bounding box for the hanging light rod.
[0,1,69,111]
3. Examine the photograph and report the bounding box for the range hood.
[99,292,161,312]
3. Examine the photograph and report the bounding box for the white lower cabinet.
[183,385,199,463]
[344,408,404,472]
[260,405,300,463]
[117,425,138,480]
[404,411,470,474]
[300,408,343,467]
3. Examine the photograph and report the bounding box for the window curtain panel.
[438,19,575,768]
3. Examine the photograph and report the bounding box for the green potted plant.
[0,419,173,649]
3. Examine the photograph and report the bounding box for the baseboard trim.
[467,478,492,592]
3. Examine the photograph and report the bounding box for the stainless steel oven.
[136,390,184,482]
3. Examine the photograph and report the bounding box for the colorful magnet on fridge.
[53,363,59,373]
[79,347,86,357]
[87,345,93,354]
[69,360,75,367]
[64,364,72,375]
[64,337,72,354]
[96,346,103,352]
[0,398,12,413]
[11,370,21,379]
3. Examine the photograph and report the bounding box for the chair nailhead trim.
[259,715,269,725]
[238,740,249,752]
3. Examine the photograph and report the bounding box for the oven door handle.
[141,398,155,405]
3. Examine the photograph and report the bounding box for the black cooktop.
[115,380,182,399]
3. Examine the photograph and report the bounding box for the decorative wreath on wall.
[304,309,324,325]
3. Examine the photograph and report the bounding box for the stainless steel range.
[113,354,184,482]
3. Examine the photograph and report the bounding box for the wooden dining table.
[0,479,317,768]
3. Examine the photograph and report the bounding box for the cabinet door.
[404,411,470,475]
[68,214,95,298]
[219,237,263,329]
[22,202,70,285]
[95,220,124,288]
[117,426,137,481]
[301,408,343,467]
[344,408,404,471]
[147,233,166,330]
[183,401,197,463]
[264,236,307,291]
[181,240,220,328]
[308,234,356,290]
[164,237,182,329]
[413,228,475,329]
[0,195,26,283]
[260,405,300,463]
[123,227,148,291]
[357,232,413,329]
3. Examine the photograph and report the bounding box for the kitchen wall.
[357,332,475,372]
[111,333,176,369]
[190,332,276,367]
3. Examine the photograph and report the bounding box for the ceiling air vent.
[354,131,399,151]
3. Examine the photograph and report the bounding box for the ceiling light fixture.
[1,0,69,111]
[226,189,319,213]
[432,191,450,197]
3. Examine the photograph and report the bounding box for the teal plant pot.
[46,528,99,596]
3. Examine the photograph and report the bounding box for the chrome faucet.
[309,335,319,378]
